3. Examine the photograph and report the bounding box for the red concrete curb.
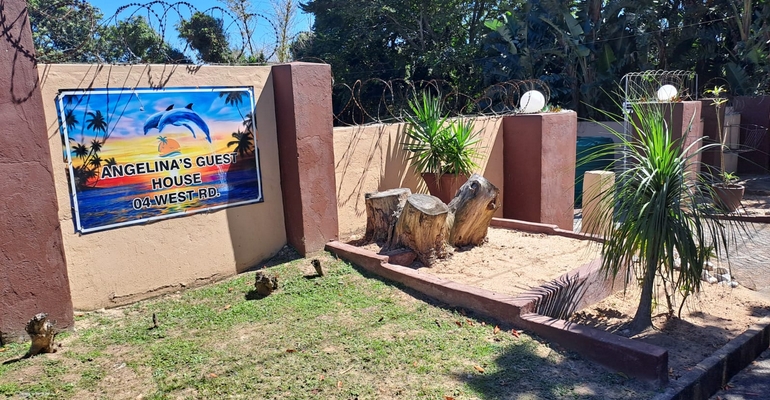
[325,238,669,384]
[491,217,604,242]
[519,313,668,384]
[653,317,770,400]
[325,241,531,324]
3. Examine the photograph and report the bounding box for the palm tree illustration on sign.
[227,130,254,157]
[67,108,116,190]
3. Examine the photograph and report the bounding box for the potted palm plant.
[587,101,746,334]
[704,86,744,212]
[403,92,481,203]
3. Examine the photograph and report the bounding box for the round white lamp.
[657,84,678,102]
[519,90,546,113]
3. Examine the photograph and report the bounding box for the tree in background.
[100,16,189,63]
[219,0,269,63]
[271,0,299,63]
[27,0,103,63]
[177,12,234,64]
[28,0,187,64]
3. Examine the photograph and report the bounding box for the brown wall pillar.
[734,96,770,174]
[502,111,577,230]
[273,63,338,255]
[0,0,73,343]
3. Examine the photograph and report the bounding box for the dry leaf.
[474,365,485,373]
[319,374,325,381]
[337,381,343,389]
[511,329,520,338]
[455,321,463,328]
[286,349,296,353]
[208,373,218,378]
[435,319,442,328]
[228,287,234,292]
[224,304,231,310]
[413,361,418,367]
[445,396,456,400]
[0,348,6,352]
[466,319,474,326]
[493,325,500,334]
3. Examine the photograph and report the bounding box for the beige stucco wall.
[334,116,505,238]
[39,64,286,310]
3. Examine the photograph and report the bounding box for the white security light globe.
[657,84,678,101]
[520,90,546,113]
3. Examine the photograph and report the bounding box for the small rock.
[730,281,739,288]
[708,276,718,284]
[701,270,712,282]
[717,274,731,283]
[704,261,715,271]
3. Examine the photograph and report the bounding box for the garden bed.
[338,220,770,388]
[572,279,770,379]
[358,227,599,297]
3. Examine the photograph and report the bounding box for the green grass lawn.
[0,250,654,399]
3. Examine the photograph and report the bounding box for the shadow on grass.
[340,257,656,398]
[244,290,271,301]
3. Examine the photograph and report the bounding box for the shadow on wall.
[334,124,388,220]
[226,73,286,273]
[380,123,424,193]
[480,120,504,218]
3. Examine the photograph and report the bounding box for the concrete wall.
[577,121,623,142]
[38,65,286,309]
[334,116,505,238]
[0,0,74,343]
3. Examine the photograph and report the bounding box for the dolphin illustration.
[143,105,174,135]
[157,103,211,143]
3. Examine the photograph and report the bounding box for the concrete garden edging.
[326,218,672,384]
[653,317,770,400]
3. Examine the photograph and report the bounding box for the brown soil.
[572,282,770,379]
[741,194,770,216]
[419,229,599,296]
[359,226,770,381]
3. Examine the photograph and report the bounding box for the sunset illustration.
[57,86,262,233]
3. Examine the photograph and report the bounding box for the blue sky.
[87,0,312,60]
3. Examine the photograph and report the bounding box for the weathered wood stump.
[24,313,57,358]
[254,270,279,296]
[364,188,412,243]
[447,174,500,247]
[387,194,450,266]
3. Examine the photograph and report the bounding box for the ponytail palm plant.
[588,102,745,334]
[403,92,480,179]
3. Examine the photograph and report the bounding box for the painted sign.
[57,86,263,233]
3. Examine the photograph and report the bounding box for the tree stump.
[447,174,499,247]
[24,313,57,358]
[364,188,412,243]
[254,270,279,296]
[387,194,450,266]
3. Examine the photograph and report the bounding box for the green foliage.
[177,12,234,63]
[100,16,188,63]
[589,102,745,333]
[703,85,739,183]
[403,92,480,176]
[27,0,186,64]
